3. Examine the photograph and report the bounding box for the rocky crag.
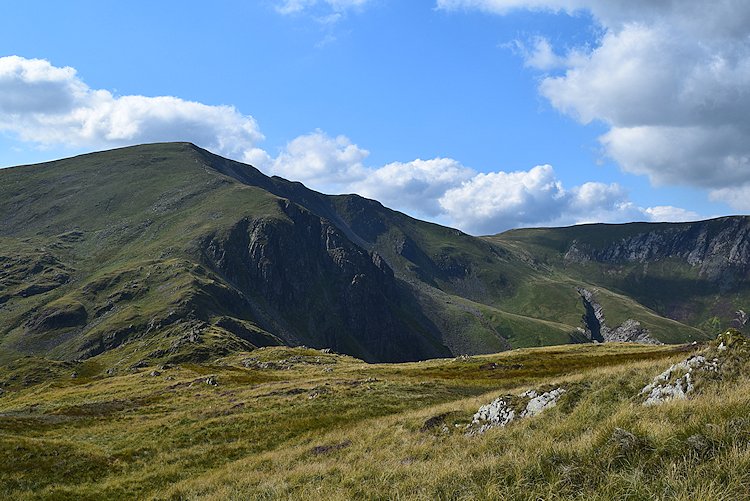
[493,218,750,336]
[563,218,750,288]
[577,288,661,344]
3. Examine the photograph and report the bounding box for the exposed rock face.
[578,288,606,342]
[577,288,661,344]
[200,199,449,362]
[564,217,750,288]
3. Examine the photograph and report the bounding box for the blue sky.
[1,0,747,234]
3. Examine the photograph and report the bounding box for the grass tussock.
[0,341,748,499]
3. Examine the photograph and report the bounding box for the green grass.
[0,143,288,362]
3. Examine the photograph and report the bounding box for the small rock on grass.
[310,439,351,455]
[468,387,566,435]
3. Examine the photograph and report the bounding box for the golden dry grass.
[1,341,748,500]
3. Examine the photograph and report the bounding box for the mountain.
[490,219,750,336]
[1,142,744,366]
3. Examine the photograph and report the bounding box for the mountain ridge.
[2,142,743,366]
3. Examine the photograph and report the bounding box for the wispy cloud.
[275,0,372,17]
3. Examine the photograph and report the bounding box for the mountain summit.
[2,143,745,366]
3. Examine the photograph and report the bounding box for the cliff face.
[199,199,449,362]
[563,217,750,288]
[491,217,750,336]
[577,288,661,344]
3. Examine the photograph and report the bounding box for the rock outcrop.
[468,387,566,435]
[640,355,719,406]
[469,397,516,434]
[577,288,661,344]
[200,200,449,362]
[519,388,566,418]
[640,330,748,405]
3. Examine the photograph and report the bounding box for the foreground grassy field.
[1,339,748,500]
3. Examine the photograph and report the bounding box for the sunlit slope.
[0,143,446,363]
[1,339,748,499]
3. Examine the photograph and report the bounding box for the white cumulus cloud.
[353,158,475,217]
[265,130,370,192]
[265,130,694,234]
[0,56,263,158]
[0,56,699,234]
[643,205,701,223]
[438,0,750,212]
[439,165,565,232]
[438,166,655,234]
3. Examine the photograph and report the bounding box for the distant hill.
[4,142,745,366]
[490,218,750,336]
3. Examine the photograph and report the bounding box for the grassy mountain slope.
[0,143,452,363]
[0,143,716,367]
[195,148,584,351]
[187,145,711,348]
[491,218,750,335]
[1,338,748,499]
[4,143,750,499]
